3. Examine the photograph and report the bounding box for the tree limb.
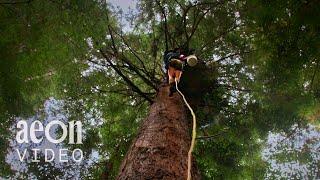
[0,0,32,4]
[310,59,319,90]
[105,15,158,91]
[155,0,169,51]
[198,24,239,55]
[197,130,228,140]
[100,51,153,104]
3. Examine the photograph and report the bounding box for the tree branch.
[219,84,252,92]
[310,60,319,90]
[185,8,210,47]
[155,0,169,51]
[105,14,158,91]
[197,130,228,140]
[198,24,239,55]
[100,51,153,104]
[112,29,153,78]
[0,0,32,4]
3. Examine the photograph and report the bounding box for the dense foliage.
[0,0,319,179]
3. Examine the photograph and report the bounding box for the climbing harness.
[175,79,197,180]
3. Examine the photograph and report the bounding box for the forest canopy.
[0,0,319,179]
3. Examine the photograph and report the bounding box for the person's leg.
[175,70,182,82]
[168,66,175,85]
[168,67,177,96]
[168,70,181,96]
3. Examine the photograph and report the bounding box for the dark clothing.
[163,49,185,96]
[169,84,176,96]
[163,51,180,70]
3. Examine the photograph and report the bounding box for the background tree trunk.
[117,84,201,179]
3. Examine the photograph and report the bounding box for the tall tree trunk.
[117,85,201,179]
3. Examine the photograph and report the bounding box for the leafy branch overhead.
[86,0,249,104]
[0,0,319,179]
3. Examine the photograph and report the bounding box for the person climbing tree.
[163,48,198,96]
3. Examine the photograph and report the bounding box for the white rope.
[175,78,197,180]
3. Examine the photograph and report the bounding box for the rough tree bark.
[117,84,201,179]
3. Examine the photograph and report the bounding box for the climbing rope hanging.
[175,79,197,180]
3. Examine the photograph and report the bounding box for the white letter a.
[16,120,28,143]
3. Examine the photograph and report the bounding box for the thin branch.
[279,125,300,144]
[100,51,153,104]
[185,8,210,47]
[173,0,184,10]
[155,0,169,51]
[182,4,192,44]
[197,130,228,140]
[198,24,239,55]
[112,29,151,76]
[310,60,319,90]
[182,1,225,47]
[105,14,158,91]
[219,84,252,92]
[191,1,223,8]
[106,13,118,53]
[114,53,158,91]
[215,53,241,63]
[0,0,33,4]
[93,87,134,97]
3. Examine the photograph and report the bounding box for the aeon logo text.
[15,120,83,163]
